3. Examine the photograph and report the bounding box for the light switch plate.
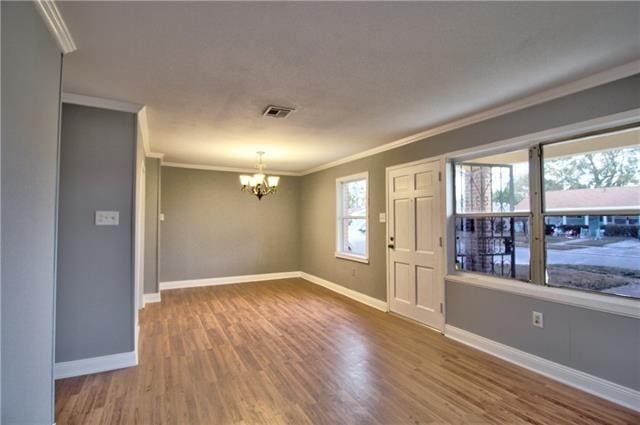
[159,213,165,221]
[379,213,386,223]
[95,211,119,226]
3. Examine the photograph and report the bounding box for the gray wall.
[160,166,299,282]
[56,104,136,362]
[446,281,640,391]
[1,3,62,423]
[299,74,640,389]
[144,157,161,293]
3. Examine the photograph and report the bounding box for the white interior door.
[387,160,444,330]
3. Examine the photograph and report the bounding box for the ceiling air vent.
[263,105,295,119]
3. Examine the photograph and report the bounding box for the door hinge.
[440,303,444,314]
[438,171,442,182]
[439,237,443,247]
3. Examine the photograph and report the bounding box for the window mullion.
[529,145,544,285]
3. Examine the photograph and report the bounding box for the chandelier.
[239,152,280,200]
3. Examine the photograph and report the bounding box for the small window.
[336,173,368,262]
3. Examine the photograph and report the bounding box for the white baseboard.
[300,272,389,312]
[160,271,389,313]
[143,292,161,306]
[160,271,300,290]
[55,351,138,380]
[444,325,640,412]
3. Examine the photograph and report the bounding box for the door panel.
[393,262,411,304]
[415,196,435,254]
[394,198,412,251]
[388,160,443,330]
[414,170,434,191]
[393,175,410,192]
[415,266,436,312]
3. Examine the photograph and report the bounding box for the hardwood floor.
[55,278,639,425]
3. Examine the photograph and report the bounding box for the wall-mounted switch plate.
[379,213,386,223]
[159,213,165,221]
[532,311,543,328]
[95,211,119,226]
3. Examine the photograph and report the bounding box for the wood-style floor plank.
[55,278,639,425]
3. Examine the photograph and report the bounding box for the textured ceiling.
[59,1,640,172]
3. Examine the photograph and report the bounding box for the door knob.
[388,244,395,249]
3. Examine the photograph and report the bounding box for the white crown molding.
[54,351,137,380]
[445,325,640,412]
[161,161,301,176]
[160,271,300,290]
[33,0,77,54]
[300,272,389,312]
[62,92,143,113]
[300,60,640,175]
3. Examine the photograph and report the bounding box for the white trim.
[161,161,300,176]
[159,271,388,311]
[33,0,77,54]
[300,272,388,312]
[445,273,640,319]
[143,292,161,306]
[133,160,145,362]
[62,93,143,113]
[160,271,300,290]
[335,171,370,261]
[300,60,640,175]
[444,108,640,162]
[444,325,640,412]
[146,152,165,159]
[334,252,369,264]
[137,106,152,155]
[54,351,137,380]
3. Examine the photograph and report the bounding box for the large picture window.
[542,128,639,298]
[453,126,639,299]
[336,172,368,262]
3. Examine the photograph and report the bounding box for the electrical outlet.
[532,311,543,328]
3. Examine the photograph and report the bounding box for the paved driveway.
[516,240,640,270]
[515,239,640,297]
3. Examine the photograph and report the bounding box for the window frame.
[445,112,640,316]
[452,156,533,282]
[335,172,369,263]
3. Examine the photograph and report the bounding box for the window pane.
[455,149,529,213]
[343,218,366,255]
[543,127,640,212]
[343,179,367,216]
[544,215,640,299]
[455,216,530,281]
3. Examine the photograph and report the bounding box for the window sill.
[335,252,369,264]
[445,272,640,319]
